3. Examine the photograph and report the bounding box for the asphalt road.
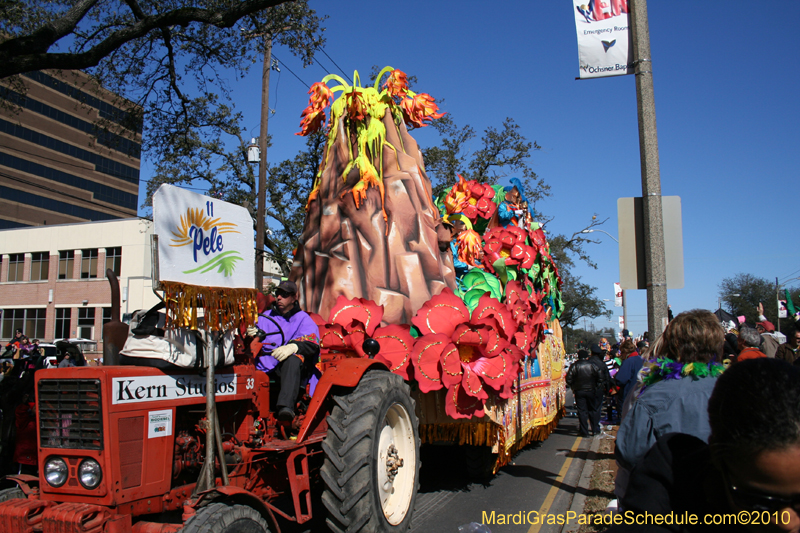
[288,394,590,533]
[410,411,589,533]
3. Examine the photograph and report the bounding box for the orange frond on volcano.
[296,106,326,136]
[308,82,333,109]
[383,69,409,99]
[401,93,445,128]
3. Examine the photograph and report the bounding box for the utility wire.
[271,54,310,89]
[779,268,800,285]
[317,47,352,84]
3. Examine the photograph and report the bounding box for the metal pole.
[776,277,781,332]
[193,331,217,495]
[622,289,628,335]
[630,0,668,340]
[255,38,272,291]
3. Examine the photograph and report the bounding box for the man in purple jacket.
[252,281,320,422]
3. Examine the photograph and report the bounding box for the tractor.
[0,273,420,533]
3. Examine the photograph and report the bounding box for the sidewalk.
[560,426,618,533]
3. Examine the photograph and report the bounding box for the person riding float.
[249,281,320,422]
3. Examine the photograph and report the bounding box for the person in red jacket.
[13,393,37,475]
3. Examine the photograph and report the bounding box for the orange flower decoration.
[344,88,368,121]
[296,82,333,136]
[297,107,326,136]
[383,69,409,98]
[308,82,333,109]
[401,93,445,128]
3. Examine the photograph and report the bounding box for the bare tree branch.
[0,0,292,78]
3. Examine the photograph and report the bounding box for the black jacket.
[589,354,612,392]
[566,359,601,392]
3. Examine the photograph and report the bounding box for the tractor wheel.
[464,445,497,482]
[0,487,25,502]
[321,371,420,533]
[181,503,270,533]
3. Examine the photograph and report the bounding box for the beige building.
[0,218,159,355]
[1,217,289,356]
[0,70,141,229]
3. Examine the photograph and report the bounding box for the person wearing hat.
[250,280,320,422]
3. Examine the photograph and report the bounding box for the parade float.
[291,67,567,473]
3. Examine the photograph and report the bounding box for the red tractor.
[0,278,420,533]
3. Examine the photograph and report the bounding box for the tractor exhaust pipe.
[102,269,128,366]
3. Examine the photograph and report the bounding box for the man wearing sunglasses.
[251,280,320,423]
[605,358,800,532]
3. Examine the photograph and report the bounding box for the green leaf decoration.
[461,269,503,301]
[182,251,243,277]
[463,288,488,313]
[491,184,506,205]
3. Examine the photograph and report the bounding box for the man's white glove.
[271,343,298,362]
[246,325,259,337]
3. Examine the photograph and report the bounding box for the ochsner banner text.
[573,0,633,79]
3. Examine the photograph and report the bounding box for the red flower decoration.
[411,288,470,337]
[471,294,516,341]
[482,226,536,273]
[445,383,486,420]
[373,324,414,380]
[410,290,521,419]
[410,333,450,393]
[328,296,384,336]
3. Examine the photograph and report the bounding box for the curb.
[561,434,602,533]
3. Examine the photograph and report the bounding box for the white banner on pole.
[153,184,255,289]
[614,282,623,307]
[619,316,625,331]
[779,300,788,319]
[572,0,633,79]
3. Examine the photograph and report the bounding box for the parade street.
[410,414,591,533]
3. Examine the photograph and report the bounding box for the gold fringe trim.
[420,422,499,447]
[419,407,565,475]
[162,281,258,332]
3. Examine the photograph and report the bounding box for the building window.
[55,308,71,339]
[1,308,45,339]
[59,250,74,279]
[77,307,95,339]
[81,249,98,279]
[30,252,49,281]
[105,247,121,277]
[7,254,24,282]
[102,307,112,325]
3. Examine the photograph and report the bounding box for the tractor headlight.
[78,458,102,489]
[44,457,68,487]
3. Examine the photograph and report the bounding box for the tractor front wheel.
[181,503,270,533]
[322,371,420,533]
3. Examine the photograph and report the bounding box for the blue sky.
[140,1,800,336]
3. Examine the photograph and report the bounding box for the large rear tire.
[181,503,270,533]
[322,371,420,533]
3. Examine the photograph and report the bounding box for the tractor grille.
[39,379,103,450]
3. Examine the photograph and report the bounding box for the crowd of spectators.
[565,305,800,532]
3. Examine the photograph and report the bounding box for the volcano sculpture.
[290,69,455,323]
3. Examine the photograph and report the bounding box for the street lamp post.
[582,229,628,335]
